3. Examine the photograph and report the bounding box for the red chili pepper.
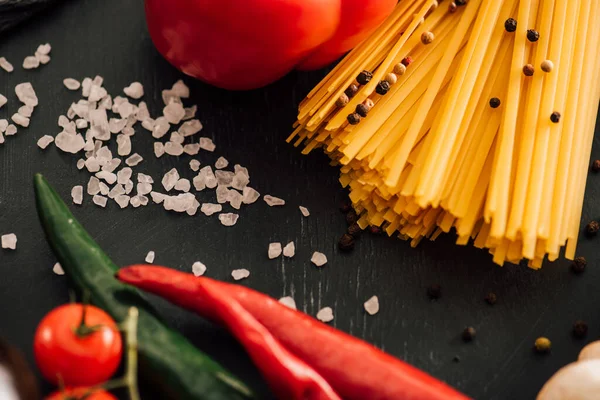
[118,266,471,400]
[143,0,397,90]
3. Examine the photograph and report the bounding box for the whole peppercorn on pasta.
[289,0,600,268]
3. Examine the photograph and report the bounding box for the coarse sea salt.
[179,119,202,136]
[231,269,250,281]
[299,206,310,217]
[164,141,184,156]
[174,179,191,192]
[145,251,155,263]
[53,262,65,276]
[23,56,40,69]
[18,105,33,118]
[5,124,17,136]
[37,135,54,149]
[183,144,200,156]
[264,195,285,207]
[199,137,215,152]
[242,187,260,204]
[364,296,380,316]
[311,252,327,267]
[316,307,334,323]
[163,101,185,124]
[1,233,17,250]
[15,82,38,107]
[200,203,222,216]
[192,261,207,277]
[0,94,6,109]
[190,159,200,172]
[115,194,130,208]
[137,183,152,196]
[278,297,297,310]
[0,57,13,72]
[124,82,144,99]
[219,213,239,227]
[63,78,81,90]
[11,113,29,127]
[162,168,180,191]
[36,43,51,55]
[268,243,282,259]
[71,185,83,205]
[215,157,229,169]
[125,153,143,166]
[283,242,295,258]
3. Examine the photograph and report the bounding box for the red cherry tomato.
[34,304,122,387]
[46,388,117,400]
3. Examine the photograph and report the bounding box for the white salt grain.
[200,203,222,216]
[76,159,85,169]
[174,179,191,192]
[55,132,85,153]
[117,167,133,185]
[136,101,150,121]
[162,168,180,191]
[70,185,83,205]
[53,262,64,276]
[171,80,190,98]
[152,117,170,139]
[364,296,380,316]
[76,119,88,129]
[216,171,234,187]
[36,43,51,55]
[18,105,33,118]
[179,119,202,136]
[115,194,130,208]
[125,153,143,166]
[183,105,197,120]
[37,135,54,149]
[228,190,243,210]
[108,184,125,199]
[154,142,165,158]
[11,113,29,127]
[124,180,134,195]
[87,176,101,195]
[242,187,260,204]
[145,251,155,264]
[5,124,17,136]
[283,242,295,258]
[99,182,110,196]
[189,159,201,172]
[183,143,200,155]
[130,196,142,208]
[299,206,310,217]
[141,119,155,131]
[63,78,81,90]
[96,171,117,185]
[0,57,13,72]
[92,195,107,208]
[23,56,40,69]
[164,141,184,156]
[109,118,127,134]
[35,53,50,65]
[231,269,250,281]
[219,213,239,227]
[137,182,152,195]
[215,157,229,169]
[102,158,122,173]
[1,234,17,250]
[116,134,132,156]
[316,307,334,323]
[278,297,297,310]
[0,94,6,109]
[0,132,4,144]
[15,82,38,106]
[268,243,282,259]
[150,192,166,204]
[137,173,154,184]
[89,85,108,103]
[169,131,184,144]
[199,137,216,152]
[163,102,185,124]
[311,252,327,267]
[192,261,206,277]
[264,195,285,207]
[232,172,250,191]
[124,82,144,99]
[0,120,8,132]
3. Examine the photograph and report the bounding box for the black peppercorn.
[338,233,355,252]
[484,292,497,305]
[489,97,501,108]
[592,160,600,172]
[527,29,540,42]
[347,113,361,125]
[346,209,359,225]
[369,225,382,235]
[356,70,373,85]
[356,103,370,118]
[455,0,468,5]
[376,81,391,95]
[505,18,517,32]
[340,201,352,214]
[427,284,442,300]
[462,327,476,342]
[347,222,362,237]
[573,320,588,339]
[448,2,458,13]
[585,220,599,237]
[336,93,349,107]
[345,84,359,98]
[571,256,587,274]
[523,64,535,76]
[550,111,561,123]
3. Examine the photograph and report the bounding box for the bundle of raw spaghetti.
[288,0,600,268]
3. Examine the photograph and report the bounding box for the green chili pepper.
[34,174,253,400]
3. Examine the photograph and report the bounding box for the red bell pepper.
[118,265,471,400]
[143,0,396,90]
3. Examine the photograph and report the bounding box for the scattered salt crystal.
[163,193,196,212]
[109,118,127,134]
[264,195,285,207]
[92,195,108,208]
[268,243,282,259]
[88,109,110,140]
[108,184,125,199]
[145,251,155,264]
[183,105,197,120]
[71,185,83,205]
[57,115,69,128]
[193,174,206,191]
[163,102,185,124]
[88,85,108,103]
[186,199,200,216]
[136,101,150,121]
[228,190,243,210]
[98,95,112,111]
[216,171,234,187]
[36,53,51,65]
[125,153,143,166]
[150,192,166,204]
[192,261,206,277]
[231,269,250,281]
[162,168,180,191]
[116,101,135,119]
[81,78,92,97]
[1,233,17,250]
[242,187,260,204]
[216,186,230,204]
[219,213,239,227]
[200,203,222,216]
[76,119,88,129]
[102,158,122,173]
[278,297,296,310]
[63,78,80,90]
[37,135,54,149]
[130,196,142,208]
[55,132,85,153]
[199,137,216,152]
[23,56,40,69]
[137,182,152,195]
[364,296,380,316]
[215,157,229,169]
[0,57,13,72]
[5,124,17,136]
[53,262,64,276]
[316,307,334,323]
[183,144,200,155]
[115,194,130,208]
[189,159,201,172]
[117,134,132,156]
[15,82,38,106]
[99,182,110,196]
[152,116,170,139]
[283,242,295,258]
[36,43,51,55]
[170,131,184,144]
[117,167,133,185]
[174,179,191,192]
[299,206,310,217]
[11,113,29,127]
[93,75,104,86]
[311,252,328,267]
[171,80,190,98]
[161,89,181,105]
[154,142,165,158]
[76,159,85,169]
[141,119,155,131]
[96,171,117,185]
[124,180,134,194]
[87,176,100,195]
[139,195,149,206]
[137,173,154,184]
[164,141,184,156]
[18,105,33,118]
[0,94,6,108]
[0,119,8,132]
[0,132,4,144]
[123,82,144,99]
[232,172,250,191]
[179,119,202,136]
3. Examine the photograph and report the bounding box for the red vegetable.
[34,304,122,387]
[118,266,471,400]
[144,0,396,90]
[46,388,117,400]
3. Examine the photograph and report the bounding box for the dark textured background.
[1,0,600,399]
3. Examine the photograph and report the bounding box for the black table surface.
[1,1,600,399]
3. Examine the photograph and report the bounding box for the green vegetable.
[34,174,253,400]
